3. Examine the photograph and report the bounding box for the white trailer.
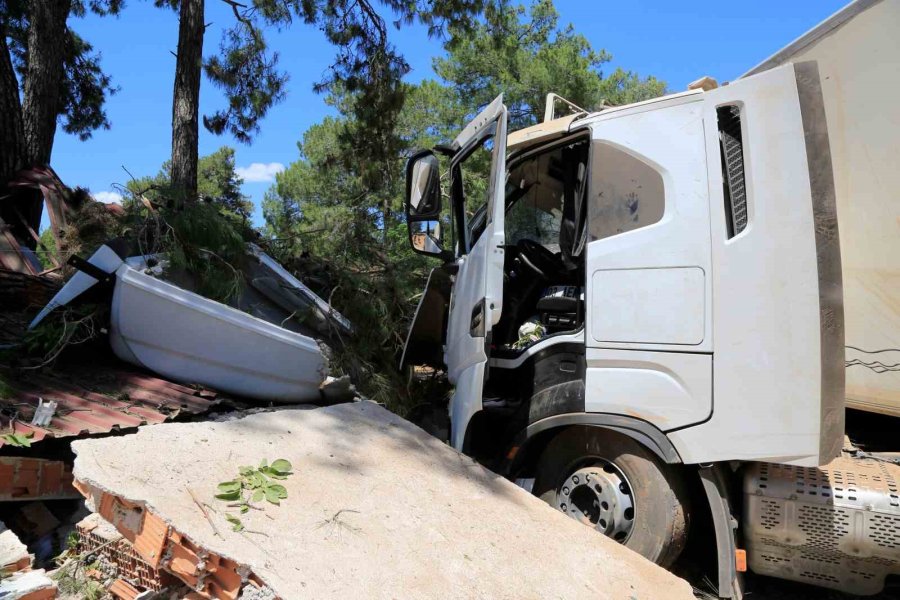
[744,0,900,418]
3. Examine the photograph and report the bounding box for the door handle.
[470,299,486,337]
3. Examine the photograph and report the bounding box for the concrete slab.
[72,402,693,600]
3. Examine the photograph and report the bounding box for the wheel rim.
[555,460,635,543]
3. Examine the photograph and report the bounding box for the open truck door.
[404,95,508,450]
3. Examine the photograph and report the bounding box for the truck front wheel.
[532,426,690,567]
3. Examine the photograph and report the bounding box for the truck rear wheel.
[533,426,690,567]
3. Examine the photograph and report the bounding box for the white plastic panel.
[585,348,711,431]
[584,98,712,353]
[590,267,705,345]
[669,63,837,466]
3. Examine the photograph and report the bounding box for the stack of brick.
[76,513,177,593]
[0,457,78,502]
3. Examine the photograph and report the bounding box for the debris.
[71,402,693,599]
[0,569,57,600]
[318,375,355,404]
[75,513,176,592]
[107,578,141,600]
[246,243,352,337]
[687,75,719,91]
[0,218,41,276]
[0,457,78,501]
[11,503,61,541]
[29,399,57,427]
[1,520,31,575]
[186,488,221,539]
[0,360,224,449]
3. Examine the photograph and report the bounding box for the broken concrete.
[0,569,56,599]
[0,520,31,575]
[72,402,693,599]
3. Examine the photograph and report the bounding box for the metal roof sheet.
[0,361,224,449]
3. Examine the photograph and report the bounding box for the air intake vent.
[717,105,748,237]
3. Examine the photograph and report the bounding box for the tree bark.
[0,32,25,181]
[170,0,205,204]
[5,0,72,243]
[0,30,30,244]
[22,0,70,167]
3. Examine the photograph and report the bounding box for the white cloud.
[236,162,285,183]
[94,191,123,204]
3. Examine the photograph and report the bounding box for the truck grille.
[717,105,748,237]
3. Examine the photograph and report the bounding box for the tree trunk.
[170,0,205,205]
[0,33,25,180]
[22,0,69,166]
[0,30,30,245]
[11,0,71,243]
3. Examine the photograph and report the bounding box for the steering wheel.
[516,238,560,280]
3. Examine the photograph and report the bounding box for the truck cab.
[403,61,859,596]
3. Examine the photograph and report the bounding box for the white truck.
[401,1,900,597]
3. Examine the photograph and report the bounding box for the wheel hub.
[556,462,635,542]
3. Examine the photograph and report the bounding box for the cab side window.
[588,142,665,240]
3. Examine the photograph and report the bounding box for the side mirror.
[406,151,441,217]
[410,220,444,254]
[405,150,451,260]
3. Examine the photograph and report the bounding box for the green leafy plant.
[215,458,293,531]
[1,432,34,447]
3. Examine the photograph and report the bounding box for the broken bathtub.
[30,244,339,402]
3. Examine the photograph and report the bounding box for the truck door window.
[588,142,665,240]
[457,137,494,250]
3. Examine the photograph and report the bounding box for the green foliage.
[203,26,287,144]
[0,375,12,399]
[216,458,294,530]
[262,110,436,411]
[121,146,254,304]
[164,201,248,304]
[197,147,254,222]
[1,432,34,447]
[17,303,103,368]
[435,0,666,128]
[35,228,58,270]
[5,0,122,141]
[128,146,253,222]
[152,0,482,153]
[52,557,105,600]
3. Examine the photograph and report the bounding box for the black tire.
[533,426,690,567]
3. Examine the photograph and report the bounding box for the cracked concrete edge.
[1,519,32,575]
[71,479,271,600]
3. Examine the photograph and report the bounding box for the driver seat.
[537,285,583,332]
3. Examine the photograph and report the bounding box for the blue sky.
[50,0,849,226]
